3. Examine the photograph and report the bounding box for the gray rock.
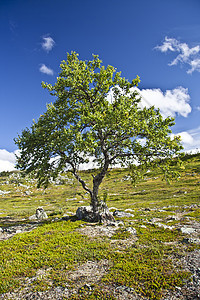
[113,210,134,218]
[116,285,135,293]
[76,204,115,223]
[144,208,151,211]
[180,227,196,234]
[126,227,137,235]
[107,220,124,227]
[140,225,147,228]
[76,206,94,221]
[109,207,118,211]
[29,214,37,220]
[167,215,179,221]
[36,207,48,220]
[156,222,174,230]
[25,190,31,195]
[183,238,200,244]
[0,190,10,195]
[125,208,134,212]
[62,214,70,221]
[29,207,48,220]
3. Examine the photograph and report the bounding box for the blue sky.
[1,0,200,171]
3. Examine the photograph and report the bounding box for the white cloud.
[0,149,18,172]
[155,37,200,74]
[178,132,194,145]
[39,64,54,75]
[107,86,191,119]
[42,36,55,52]
[138,86,191,118]
[172,127,200,153]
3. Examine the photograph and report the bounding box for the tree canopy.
[15,52,183,220]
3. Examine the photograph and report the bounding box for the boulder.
[29,207,48,220]
[36,207,48,220]
[76,204,115,223]
[76,206,94,222]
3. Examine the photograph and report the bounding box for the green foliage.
[129,163,147,187]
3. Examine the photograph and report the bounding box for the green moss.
[104,246,190,299]
[111,229,132,240]
[0,153,200,297]
[0,221,110,293]
[185,208,200,220]
[68,287,116,300]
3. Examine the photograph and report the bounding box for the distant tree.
[14,52,183,221]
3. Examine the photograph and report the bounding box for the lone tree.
[15,52,182,221]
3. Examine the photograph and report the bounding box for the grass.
[0,153,200,299]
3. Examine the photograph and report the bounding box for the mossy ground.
[0,153,200,299]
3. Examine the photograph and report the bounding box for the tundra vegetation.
[14,52,182,221]
[0,153,200,299]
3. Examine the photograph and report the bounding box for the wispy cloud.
[42,36,55,52]
[9,20,17,35]
[155,37,200,74]
[39,64,54,75]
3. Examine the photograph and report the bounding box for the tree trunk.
[90,172,115,223]
[91,177,101,221]
[73,159,115,223]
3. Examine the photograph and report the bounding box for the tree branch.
[58,150,93,197]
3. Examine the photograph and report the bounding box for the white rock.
[180,227,196,234]
[126,227,137,235]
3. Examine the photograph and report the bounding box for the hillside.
[0,153,200,299]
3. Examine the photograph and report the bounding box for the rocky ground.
[0,204,200,300]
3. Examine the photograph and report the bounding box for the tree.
[14,52,182,221]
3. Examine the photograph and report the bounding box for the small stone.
[113,210,134,218]
[107,222,118,227]
[140,225,147,228]
[25,191,31,195]
[29,214,37,220]
[55,286,65,293]
[62,214,70,221]
[167,215,179,221]
[83,283,92,291]
[126,227,137,235]
[156,222,174,230]
[180,227,196,234]
[183,238,200,244]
